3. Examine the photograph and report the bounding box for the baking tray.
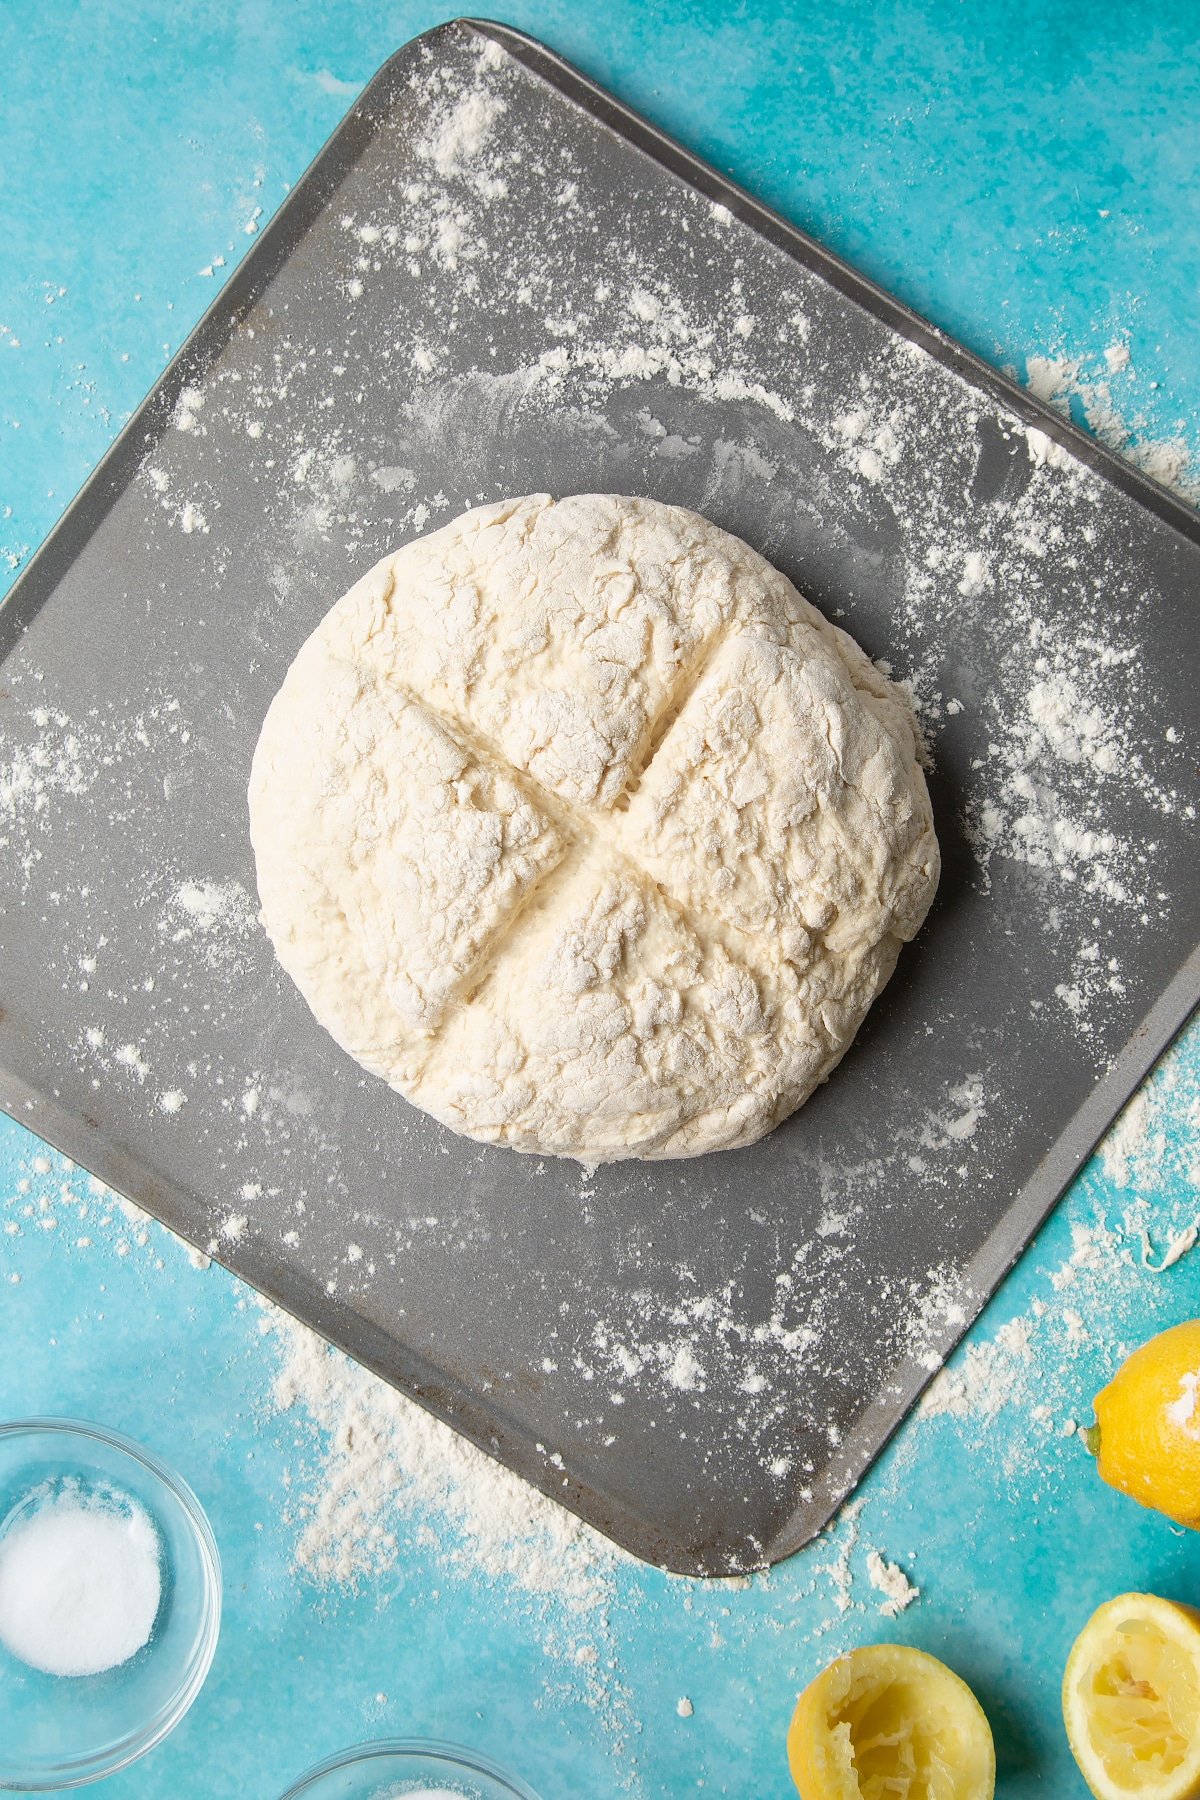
[1,18,1197,1575]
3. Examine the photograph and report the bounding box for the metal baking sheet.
[2,18,1197,1575]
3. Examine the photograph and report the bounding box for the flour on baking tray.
[917,1041,1200,1460]
[3,1058,1196,1745]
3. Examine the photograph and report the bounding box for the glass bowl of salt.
[277,1738,542,1800]
[0,1417,221,1788]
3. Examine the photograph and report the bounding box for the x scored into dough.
[249,493,939,1160]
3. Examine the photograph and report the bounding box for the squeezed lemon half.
[1063,1594,1200,1800]
[787,1642,995,1799]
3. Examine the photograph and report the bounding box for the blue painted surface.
[1,3,1198,1795]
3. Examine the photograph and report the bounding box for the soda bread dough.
[249,493,939,1160]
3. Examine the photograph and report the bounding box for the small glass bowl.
[0,1417,221,1789]
[278,1739,543,1800]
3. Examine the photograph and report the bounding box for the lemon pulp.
[832,1667,964,1798]
[789,1643,995,1800]
[1064,1595,1200,1800]
[1073,1617,1199,1784]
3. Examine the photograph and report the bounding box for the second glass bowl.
[278,1739,542,1800]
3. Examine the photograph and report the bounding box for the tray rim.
[1,15,1197,1575]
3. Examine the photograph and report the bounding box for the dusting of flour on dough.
[250,494,938,1162]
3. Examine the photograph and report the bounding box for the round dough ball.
[249,493,939,1161]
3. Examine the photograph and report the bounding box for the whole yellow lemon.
[1089,1319,1200,1530]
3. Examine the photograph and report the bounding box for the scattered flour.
[1141,1224,1198,1274]
[920,1315,1035,1423]
[420,89,507,179]
[820,1497,864,1616]
[113,1043,149,1083]
[1167,1372,1200,1441]
[1100,1040,1200,1197]
[1024,426,1074,472]
[1024,345,1199,505]
[916,1099,1200,1482]
[171,879,256,932]
[257,1299,617,1611]
[0,696,193,893]
[161,874,261,979]
[2,1110,1198,1714]
[1097,1044,1200,1275]
[964,640,1182,944]
[865,1550,919,1617]
[924,1076,987,1147]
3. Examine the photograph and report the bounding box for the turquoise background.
[1,2,1199,1795]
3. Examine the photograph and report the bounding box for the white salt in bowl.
[0,1417,221,1788]
[278,1739,542,1800]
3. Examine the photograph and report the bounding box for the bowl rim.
[0,1414,222,1789]
[277,1737,543,1800]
